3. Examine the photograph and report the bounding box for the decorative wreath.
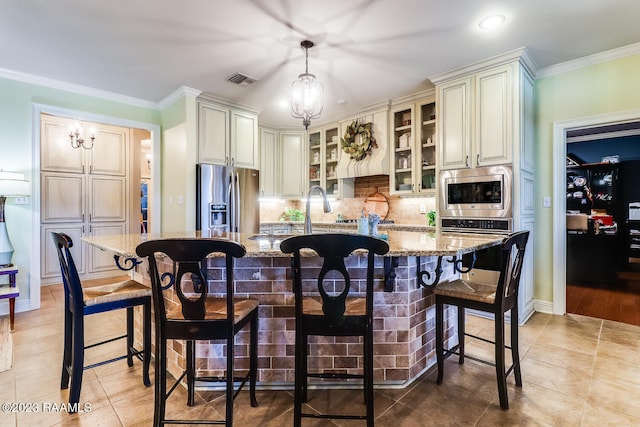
[341,119,377,161]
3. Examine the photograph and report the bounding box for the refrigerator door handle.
[228,171,235,232]
[235,171,241,233]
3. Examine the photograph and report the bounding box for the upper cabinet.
[307,123,354,198]
[435,54,534,171]
[259,127,305,199]
[41,114,127,176]
[389,92,437,195]
[197,97,259,169]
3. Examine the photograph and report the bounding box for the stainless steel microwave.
[439,165,513,219]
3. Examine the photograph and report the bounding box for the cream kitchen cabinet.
[259,127,305,198]
[259,128,278,198]
[389,93,437,195]
[197,98,259,169]
[40,114,131,281]
[436,60,530,170]
[40,172,128,280]
[307,123,355,199]
[41,114,127,176]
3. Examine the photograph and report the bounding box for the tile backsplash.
[260,175,436,225]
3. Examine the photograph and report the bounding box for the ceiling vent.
[227,73,257,86]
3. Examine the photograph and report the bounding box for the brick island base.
[136,253,458,389]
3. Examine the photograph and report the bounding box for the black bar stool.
[136,238,258,426]
[51,232,151,412]
[280,233,389,427]
[434,230,529,410]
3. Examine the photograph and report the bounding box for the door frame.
[31,103,161,309]
[552,108,640,315]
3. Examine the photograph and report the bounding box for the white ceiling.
[2,0,640,128]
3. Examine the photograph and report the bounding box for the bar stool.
[434,230,529,410]
[51,232,151,412]
[136,238,258,427]
[280,233,389,427]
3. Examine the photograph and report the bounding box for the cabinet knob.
[476,154,480,167]
[465,155,469,167]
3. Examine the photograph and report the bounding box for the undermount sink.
[247,234,296,241]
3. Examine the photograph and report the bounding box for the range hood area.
[336,103,390,178]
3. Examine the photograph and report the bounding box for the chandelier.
[291,40,323,129]
[69,123,95,149]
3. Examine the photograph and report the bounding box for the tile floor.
[2,283,640,426]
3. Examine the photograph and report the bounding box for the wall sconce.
[69,123,96,149]
[0,171,30,267]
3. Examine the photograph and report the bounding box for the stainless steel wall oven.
[439,165,513,234]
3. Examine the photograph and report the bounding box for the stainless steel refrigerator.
[196,164,260,234]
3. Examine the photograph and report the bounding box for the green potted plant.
[427,210,436,227]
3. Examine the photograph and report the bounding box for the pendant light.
[291,40,323,129]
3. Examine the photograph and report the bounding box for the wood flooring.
[566,260,640,326]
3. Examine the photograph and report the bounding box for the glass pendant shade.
[291,40,323,129]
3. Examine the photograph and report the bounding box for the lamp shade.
[0,171,30,197]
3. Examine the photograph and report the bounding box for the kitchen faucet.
[305,185,332,234]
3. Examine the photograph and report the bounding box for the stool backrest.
[496,230,529,309]
[135,238,246,323]
[51,232,84,312]
[280,233,389,327]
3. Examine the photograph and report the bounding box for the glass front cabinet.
[390,95,437,195]
[307,124,348,197]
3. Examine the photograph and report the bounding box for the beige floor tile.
[476,381,584,426]
[586,377,640,420]
[525,341,596,375]
[581,401,640,426]
[520,357,592,398]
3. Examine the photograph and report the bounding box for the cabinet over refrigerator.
[196,164,260,234]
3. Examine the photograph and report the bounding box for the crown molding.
[157,86,202,110]
[536,42,640,78]
[0,67,158,109]
[429,47,538,85]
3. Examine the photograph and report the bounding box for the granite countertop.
[82,230,502,259]
[261,221,435,233]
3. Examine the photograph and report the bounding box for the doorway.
[564,124,640,324]
[552,109,640,319]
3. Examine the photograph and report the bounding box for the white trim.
[1,67,158,110]
[537,42,640,79]
[158,86,202,110]
[31,104,162,310]
[552,108,640,315]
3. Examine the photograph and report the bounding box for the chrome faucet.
[305,185,332,234]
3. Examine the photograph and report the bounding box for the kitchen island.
[83,230,502,388]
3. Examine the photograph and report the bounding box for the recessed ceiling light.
[478,14,505,30]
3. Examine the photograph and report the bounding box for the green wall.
[535,54,640,303]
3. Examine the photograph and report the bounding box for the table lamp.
[0,171,30,267]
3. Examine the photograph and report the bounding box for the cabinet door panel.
[88,223,126,272]
[259,128,278,197]
[41,173,84,223]
[231,110,258,169]
[476,66,512,166]
[40,115,85,173]
[89,177,126,222]
[280,132,305,198]
[198,103,229,165]
[439,79,471,169]
[41,224,85,279]
[89,125,128,175]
